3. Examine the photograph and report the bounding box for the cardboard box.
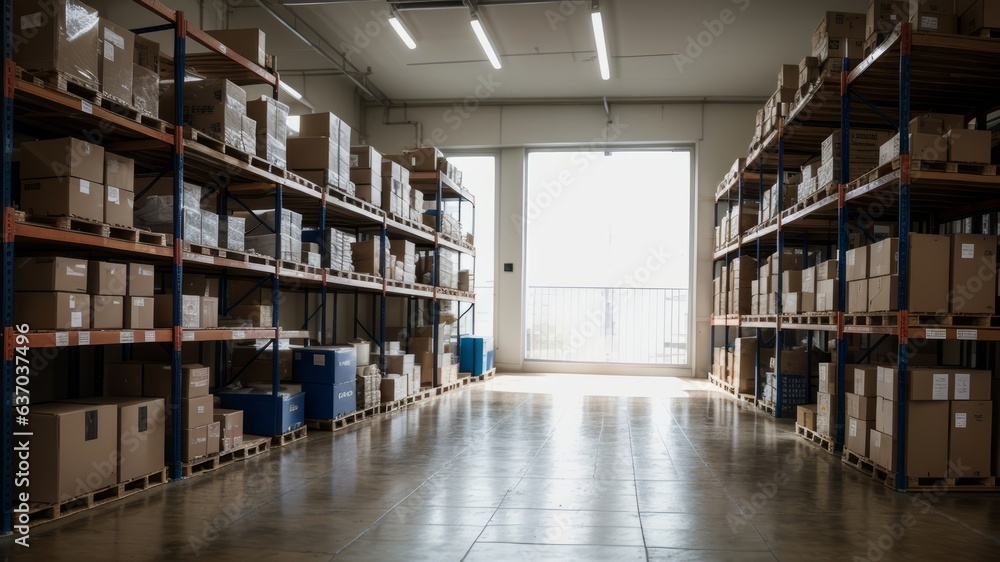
[816,279,839,312]
[246,95,289,168]
[911,113,965,135]
[91,295,124,329]
[867,275,898,312]
[909,233,951,313]
[132,63,159,118]
[124,296,153,330]
[876,365,898,399]
[946,129,992,164]
[910,12,958,33]
[143,364,211,399]
[177,395,213,430]
[961,0,1000,34]
[949,401,993,477]
[286,136,335,171]
[781,270,802,293]
[128,263,155,296]
[29,403,118,504]
[782,292,815,314]
[297,112,342,138]
[182,425,208,462]
[13,0,100,86]
[292,346,357,385]
[846,416,872,457]
[15,256,87,293]
[880,132,949,165]
[98,19,134,105]
[848,280,868,313]
[20,177,105,223]
[88,261,127,296]
[797,404,818,431]
[868,238,898,277]
[380,375,407,403]
[65,396,165,483]
[816,260,839,281]
[133,35,160,73]
[104,153,135,192]
[908,401,949,477]
[105,363,144,396]
[20,137,104,182]
[846,247,868,281]
[818,363,837,394]
[200,296,218,329]
[103,185,133,228]
[816,411,837,437]
[876,396,897,436]
[350,145,383,172]
[205,28,266,67]
[870,429,896,471]
[853,365,879,396]
[909,368,951,400]
[950,234,997,313]
[402,147,443,172]
[161,79,247,148]
[847,392,878,420]
[867,1,909,37]
[15,292,90,330]
[214,409,244,452]
[153,294,200,328]
[206,422,221,455]
[386,354,416,376]
[801,266,816,294]
[952,370,992,400]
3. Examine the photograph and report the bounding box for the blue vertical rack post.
[893,23,913,492]
[271,187,283,432]
[835,54,851,451]
[169,12,187,481]
[379,220,387,374]
[432,176,443,387]
[2,0,15,536]
[755,166,763,403]
[774,117,786,418]
[318,197,327,344]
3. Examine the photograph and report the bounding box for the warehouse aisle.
[4,375,1000,561]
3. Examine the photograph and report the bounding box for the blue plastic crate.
[217,390,305,436]
[459,335,494,375]
[292,346,356,385]
[301,381,356,420]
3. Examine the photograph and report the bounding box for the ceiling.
[237,0,869,103]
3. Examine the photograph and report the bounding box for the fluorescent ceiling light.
[389,13,417,50]
[279,81,303,100]
[470,16,502,70]
[591,9,610,80]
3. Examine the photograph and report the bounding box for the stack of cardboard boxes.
[381,160,412,218]
[20,138,105,224]
[239,208,304,262]
[246,96,290,169]
[14,0,101,88]
[352,340,381,410]
[97,18,135,107]
[818,129,891,189]
[129,364,218,463]
[797,158,821,202]
[132,35,160,118]
[389,238,417,284]
[287,112,353,193]
[214,409,244,453]
[385,346,419,397]
[351,238,389,277]
[879,114,990,166]
[350,145,383,207]
[104,153,135,228]
[301,228,356,271]
[866,1,958,47]
[161,78,254,154]
[292,346,358,420]
[753,250,804,315]
[812,11,865,63]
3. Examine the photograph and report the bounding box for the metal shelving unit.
[0,0,477,533]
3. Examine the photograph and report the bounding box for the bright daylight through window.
[525,150,692,365]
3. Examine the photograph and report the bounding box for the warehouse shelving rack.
[0,0,477,534]
[711,22,1000,492]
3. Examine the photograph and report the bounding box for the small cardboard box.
[950,234,997,314]
[869,238,899,277]
[945,129,992,164]
[816,279,839,312]
[15,292,90,330]
[846,416,872,457]
[380,375,407,403]
[847,392,878,420]
[15,256,87,293]
[867,275,898,312]
[949,401,992,478]
[214,409,244,452]
[818,363,837,394]
[797,404,817,431]
[20,177,105,223]
[205,28,266,67]
[105,153,135,192]
[960,0,1000,34]
[178,395,214,430]
[153,294,200,328]
[19,137,105,182]
[88,261,128,296]
[128,263,156,296]
[908,401,949,477]
[143,364,211,399]
[848,280,868,313]
[181,425,209,462]
[92,295,124,329]
[853,365,879,396]
[124,296,154,330]
[876,396,897,436]
[29,402,118,504]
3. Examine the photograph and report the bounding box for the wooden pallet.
[182,453,221,478]
[784,181,838,215]
[870,463,998,492]
[219,437,270,463]
[269,425,308,447]
[844,312,993,328]
[469,368,497,382]
[842,449,876,476]
[306,406,377,432]
[184,243,255,263]
[738,393,758,407]
[743,315,778,324]
[31,69,101,104]
[785,312,838,326]
[328,188,384,217]
[21,215,168,246]
[28,467,169,527]
[183,127,256,163]
[109,224,168,246]
[795,423,837,454]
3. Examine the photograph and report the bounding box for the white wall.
[366,101,757,376]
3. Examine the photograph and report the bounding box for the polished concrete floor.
[4,374,1000,561]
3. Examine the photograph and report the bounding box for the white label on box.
[957,329,977,340]
[233,330,246,340]
[932,374,949,400]
[145,330,156,342]
[954,373,971,400]
[876,370,885,383]
[314,354,326,366]
[962,244,975,259]
[55,332,69,346]
[183,331,195,341]
[921,16,938,30]
[71,312,82,328]
[872,432,881,447]
[135,298,144,307]
[104,41,115,61]
[104,28,125,49]
[81,101,92,114]
[66,266,85,277]
[120,331,134,344]
[848,253,855,266]
[108,186,120,204]
[21,13,42,29]
[926,329,947,340]
[79,179,90,195]
[140,267,153,276]
[849,419,857,437]
[955,413,967,429]
[69,295,75,307]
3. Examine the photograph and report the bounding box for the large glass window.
[524,149,692,365]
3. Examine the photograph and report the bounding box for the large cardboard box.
[853,365,879,396]
[104,153,135,193]
[870,429,896,471]
[161,79,247,148]
[909,233,951,313]
[797,404,818,431]
[816,279,839,312]
[946,129,992,164]
[246,95,289,168]
[818,363,837,394]
[910,368,951,400]
[876,396,897,436]
[205,28,266,67]
[846,416,872,457]
[848,280,868,313]
[950,234,997,313]
[132,63,159,118]
[20,177,105,223]
[877,365,898,399]
[143,364,211,399]
[88,261,127,296]
[181,425,209,462]
[867,1,909,37]
[15,256,87,293]
[65,397,165,483]
[15,292,90,330]
[133,35,160,73]
[91,295,124,329]
[214,409,244,452]
[816,260,839,281]
[124,296,154,330]
[733,337,756,394]
[846,247,868,281]
[98,19,134,105]
[880,132,949,165]
[29,403,118,504]
[961,0,1000,34]
[13,0,100,86]
[292,346,357,385]
[153,294,200,328]
[952,370,992,400]
[105,363,144,396]
[948,401,992,478]
[380,375,407,403]
[847,392,878,420]
[128,263,155,296]
[20,137,105,182]
[909,401,949,477]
